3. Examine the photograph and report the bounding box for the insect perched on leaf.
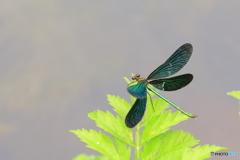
[125,43,197,128]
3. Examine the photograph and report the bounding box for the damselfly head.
[132,74,140,80]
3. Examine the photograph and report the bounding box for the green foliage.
[227,91,240,115]
[227,91,240,100]
[70,77,228,160]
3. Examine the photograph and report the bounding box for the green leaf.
[107,95,131,118]
[140,134,163,159]
[227,91,240,100]
[181,145,228,160]
[154,144,228,160]
[88,110,133,145]
[157,148,190,160]
[123,77,131,84]
[69,129,122,159]
[143,98,170,123]
[112,136,131,160]
[156,130,199,158]
[141,111,189,144]
[141,130,200,159]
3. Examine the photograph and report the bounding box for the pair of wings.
[148,43,193,92]
[126,43,193,128]
[127,74,193,99]
[127,43,193,99]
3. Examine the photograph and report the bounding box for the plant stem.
[135,124,141,160]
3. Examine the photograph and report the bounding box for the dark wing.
[127,81,147,99]
[125,98,147,128]
[149,74,193,91]
[147,43,193,80]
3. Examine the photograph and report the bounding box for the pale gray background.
[0,1,240,160]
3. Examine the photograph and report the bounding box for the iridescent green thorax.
[127,74,148,99]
